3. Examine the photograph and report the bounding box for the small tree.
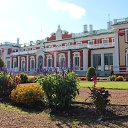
[86,67,96,81]
[0,57,4,69]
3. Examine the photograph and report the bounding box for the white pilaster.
[101,53,104,71]
[10,57,12,70]
[26,55,29,71]
[83,49,88,71]
[114,32,119,72]
[68,50,70,68]
[54,52,56,67]
[18,56,20,71]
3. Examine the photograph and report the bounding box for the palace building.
[0,17,128,76]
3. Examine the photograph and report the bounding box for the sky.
[0,0,128,44]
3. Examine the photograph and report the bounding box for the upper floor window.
[125,29,128,42]
[102,39,109,44]
[88,40,94,45]
[112,38,115,43]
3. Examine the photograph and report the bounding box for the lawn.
[79,81,128,89]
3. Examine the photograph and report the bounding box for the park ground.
[0,82,128,128]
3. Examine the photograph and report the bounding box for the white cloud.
[47,0,86,19]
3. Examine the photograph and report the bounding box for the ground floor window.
[59,58,65,67]
[104,53,113,70]
[31,60,34,69]
[93,54,101,70]
[74,56,80,70]
[47,58,52,67]
[7,61,10,69]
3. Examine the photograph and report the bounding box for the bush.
[116,76,124,81]
[37,71,79,109]
[10,84,44,105]
[20,73,28,83]
[109,75,116,81]
[28,76,36,83]
[86,67,96,81]
[0,72,15,98]
[79,77,86,81]
[89,87,111,115]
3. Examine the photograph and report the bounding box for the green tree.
[0,57,4,69]
[86,67,96,81]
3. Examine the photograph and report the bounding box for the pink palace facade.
[0,17,128,76]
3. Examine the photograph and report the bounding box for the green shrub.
[89,87,111,115]
[28,76,36,83]
[10,83,44,105]
[37,71,79,109]
[109,75,116,81]
[20,73,28,83]
[86,67,96,81]
[0,72,15,98]
[116,76,124,81]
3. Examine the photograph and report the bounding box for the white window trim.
[59,53,65,67]
[73,52,80,70]
[125,29,128,42]
[88,40,94,45]
[102,39,109,44]
[30,56,35,71]
[46,55,52,67]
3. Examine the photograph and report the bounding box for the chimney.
[89,24,93,33]
[114,19,117,24]
[107,21,112,30]
[83,24,88,32]
[17,38,19,45]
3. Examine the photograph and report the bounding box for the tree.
[0,57,4,69]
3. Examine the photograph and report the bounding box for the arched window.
[38,55,43,71]
[47,55,52,67]
[59,53,65,68]
[73,52,80,70]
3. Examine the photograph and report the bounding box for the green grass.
[79,81,128,89]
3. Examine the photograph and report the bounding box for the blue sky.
[0,0,127,44]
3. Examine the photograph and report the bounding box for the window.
[47,58,52,67]
[31,60,34,69]
[93,54,101,70]
[59,58,65,67]
[74,56,80,67]
[88,40,94,45]
[125,29,128,42]
[102,39,109,44]
[104,53,113,70]
[7,61,10,69]
[112,38,115,43]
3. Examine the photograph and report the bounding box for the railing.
[45,42,115,52]
[11,50,37,56]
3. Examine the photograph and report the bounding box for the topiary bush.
[116,76,124,81]
[37,71,79,110]
[0,57,4,69]
[109,75,116,81]
[28,76,36,83]
[0,72,15,98]
[86,67,96,81]
[10,84,44,106]
[20,73,28,83]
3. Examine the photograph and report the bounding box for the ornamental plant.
[116,76,124,81]
[89,77,111,115]
[10,84,44,106]
[0,72,15,98]
[20,73,28,83]
[86,67,96,81]
[37,71,79,110]
[28,76,36,83]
